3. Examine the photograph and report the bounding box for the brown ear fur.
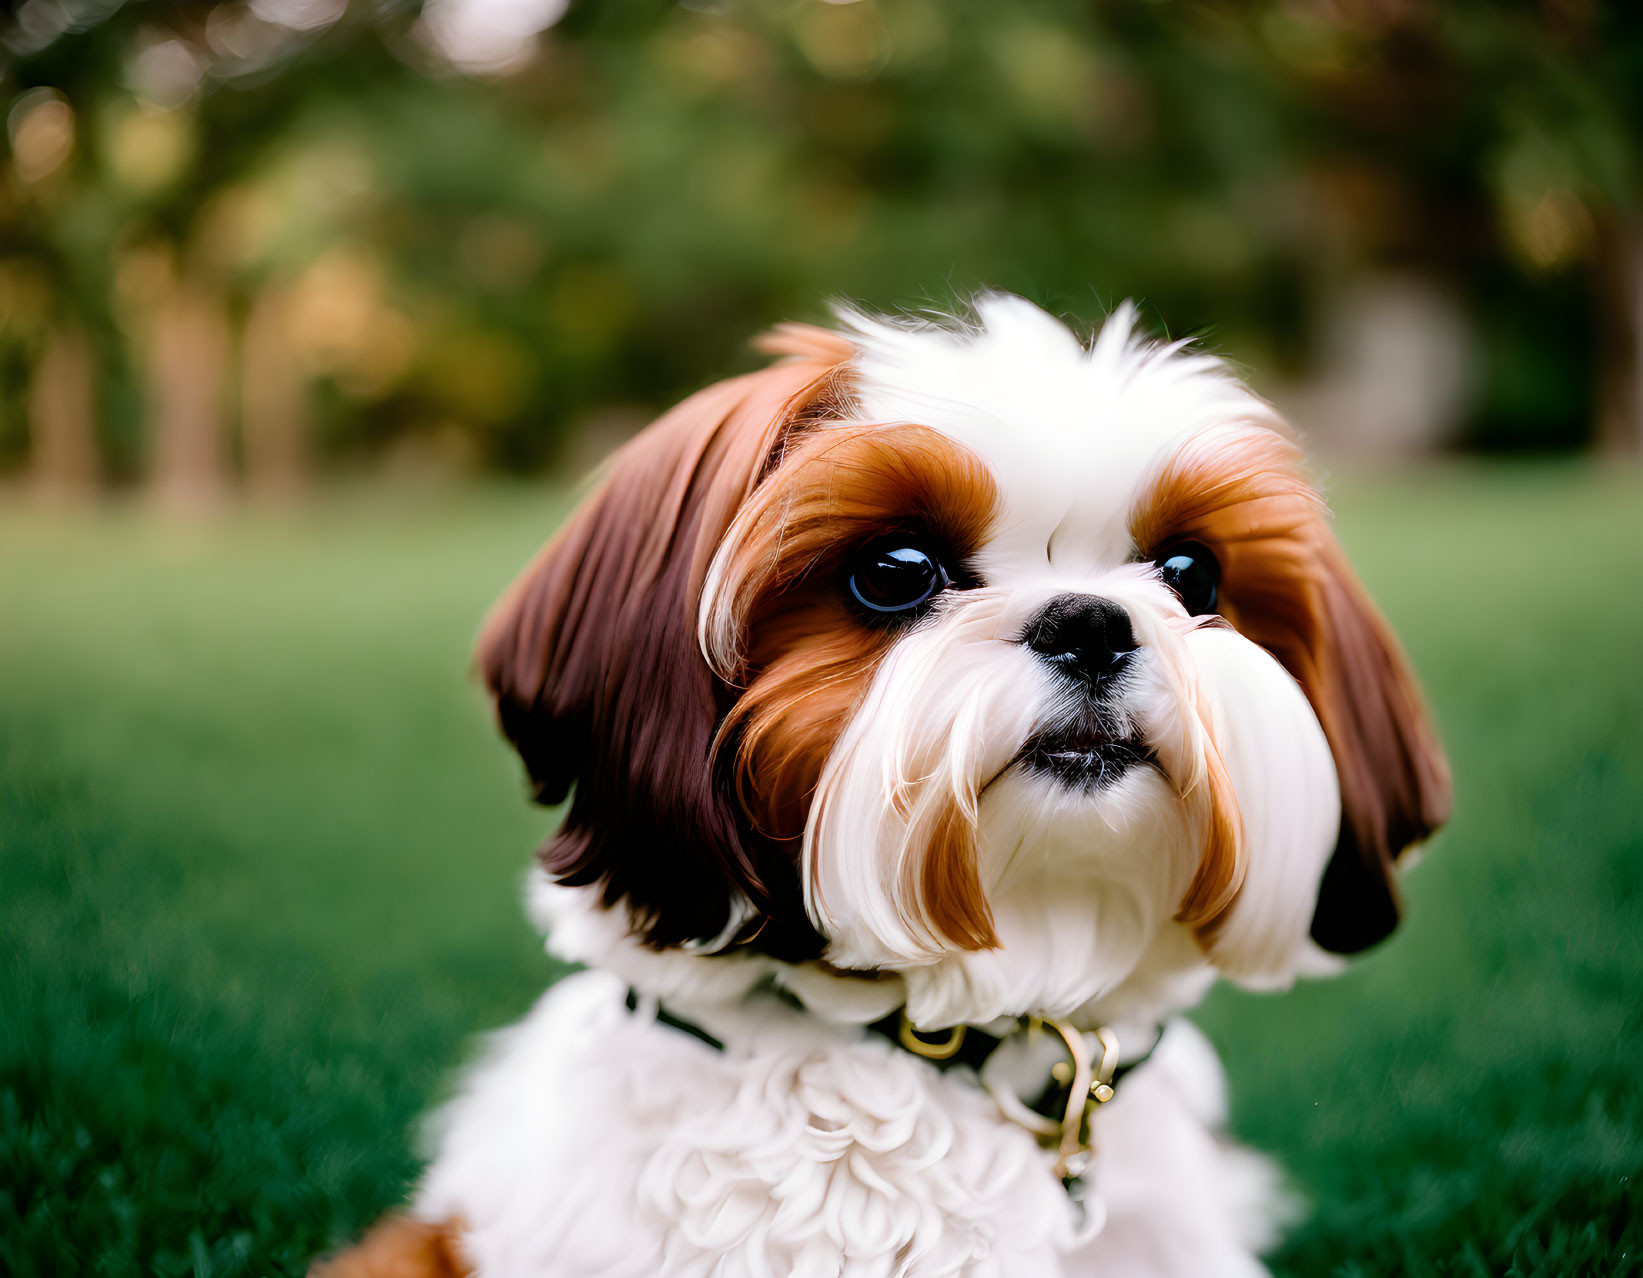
[1233,527,1452,952]
[477,331,849,952]
[1135,429,1452,952]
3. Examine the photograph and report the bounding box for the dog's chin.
[982,739,1186,870]
[908,758,1201,1025]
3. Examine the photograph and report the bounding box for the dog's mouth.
[1017,717,1153,791]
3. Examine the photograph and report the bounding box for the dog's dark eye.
[1157,541,1220,616]
[847,543,948,615]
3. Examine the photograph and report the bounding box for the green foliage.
[2,468,1640,1274]
[1,1,1639,473]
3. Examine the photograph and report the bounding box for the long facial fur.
[483,293,1451,1029]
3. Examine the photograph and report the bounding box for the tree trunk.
[241,282,311,498]
[148,278,231,507]
[28,323,100,499]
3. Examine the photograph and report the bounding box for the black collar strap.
[624,988,728,1051]
[625,988,1162,1183]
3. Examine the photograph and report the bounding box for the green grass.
[3,467,1640,1277]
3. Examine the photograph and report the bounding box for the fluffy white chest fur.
[315,295,1448,1278]
[415,886,1289,1278]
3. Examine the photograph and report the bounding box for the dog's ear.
[1218,511,1452,954]
[477,327,851,949]
[1135,427,1452,956]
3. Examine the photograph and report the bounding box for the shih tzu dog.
[316,295,1449,1277]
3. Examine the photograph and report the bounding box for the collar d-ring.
[897,1013,968,1060]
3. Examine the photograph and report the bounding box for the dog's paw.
[309,1215,470,1278]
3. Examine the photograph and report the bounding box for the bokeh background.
[2,2,1640,1275]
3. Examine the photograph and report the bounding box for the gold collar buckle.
[898,1010,1128,1181]
[1038,1019,1121,1180]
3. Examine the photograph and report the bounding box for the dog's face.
[482,296,1450,1020]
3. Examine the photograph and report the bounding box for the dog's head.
[480,296,1450,1019]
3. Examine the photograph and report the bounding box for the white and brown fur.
[314,295,1449,1278]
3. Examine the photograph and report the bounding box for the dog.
[315,294,1450,1277]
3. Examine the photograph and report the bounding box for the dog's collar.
[624,988,1162,1183]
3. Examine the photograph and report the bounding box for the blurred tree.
[27,321,99,497]
[0,0,1637,490]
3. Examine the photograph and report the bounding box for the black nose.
[1023,594,1138,688]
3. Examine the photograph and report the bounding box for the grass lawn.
[3,466,1640,1277]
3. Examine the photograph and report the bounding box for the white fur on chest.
[415,971,1288,1278]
